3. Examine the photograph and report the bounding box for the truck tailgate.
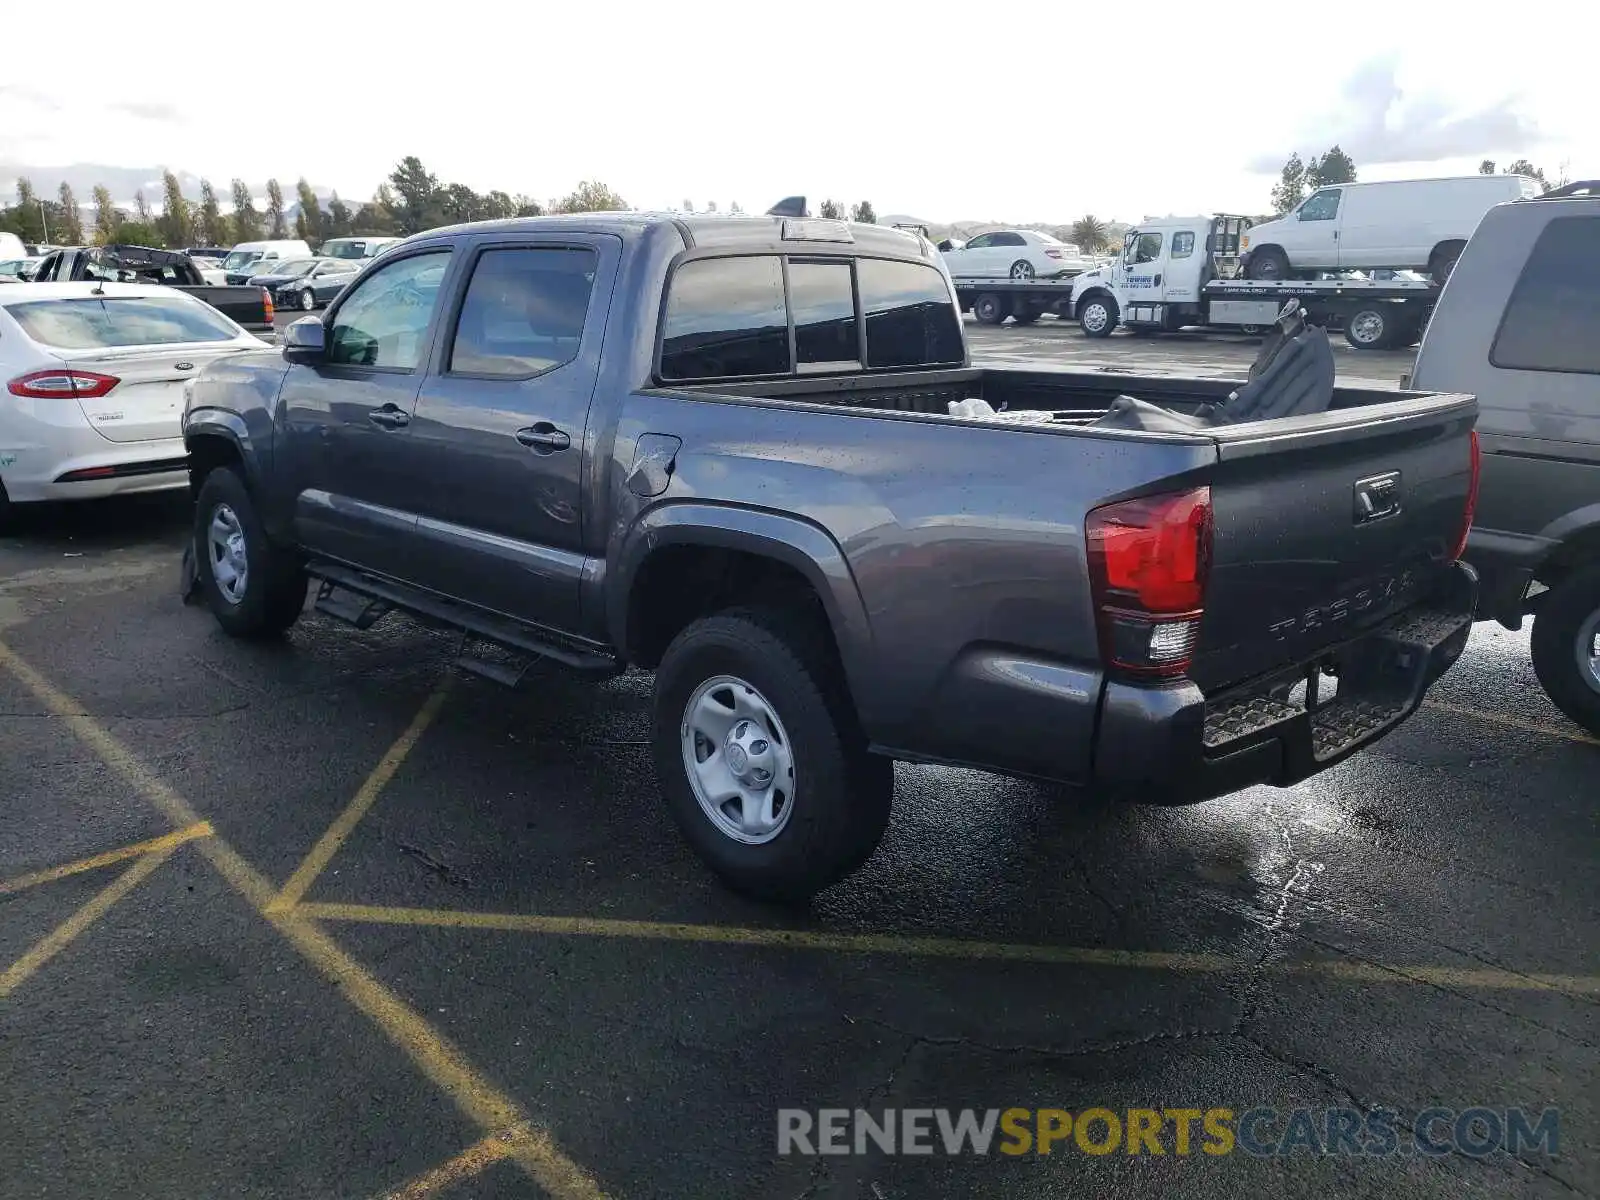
[1189,392,1478,694]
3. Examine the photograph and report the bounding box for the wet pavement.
[1,331,1594,1200]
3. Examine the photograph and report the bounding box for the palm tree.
[1070,215,1108,254]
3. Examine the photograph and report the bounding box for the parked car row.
[244,257,361,311]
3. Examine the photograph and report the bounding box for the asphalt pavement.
[1,326,1594,1200]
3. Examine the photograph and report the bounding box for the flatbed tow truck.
[954,214,1442,350]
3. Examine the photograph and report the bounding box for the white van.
[220,239,313,277]
[317,235,403,261]
[0,231,26,261]
[1242,174,1538,284]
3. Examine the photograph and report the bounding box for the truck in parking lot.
[182,211,1480,900]
[1408,185,1600,734]
[27,245,275,335]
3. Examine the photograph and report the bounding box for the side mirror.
[282,316,327,363]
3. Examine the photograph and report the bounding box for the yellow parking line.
[270,682,451,913]
[0,821,213,896]
[297,902,1600,997]
[1,842,179,998]
[378,1125,533,1199]
[1423,699,1599,746]
[0,641,604,1200]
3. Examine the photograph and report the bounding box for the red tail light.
[1086,486,1213,678]
[1045,249,1064,259]
[7,369,120,399]
[1451,429,1481,561]
[261,287,275,325]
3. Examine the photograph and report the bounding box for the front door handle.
[368,404,409,430]
[516,422,571,453]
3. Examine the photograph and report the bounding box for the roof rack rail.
[1536,181,1600,199]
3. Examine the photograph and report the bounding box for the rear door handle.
[368,404,409,429]
[516,422,571,453]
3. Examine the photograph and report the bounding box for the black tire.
[1344,306,1396,351]
[973,293,1010,325]
[652,606,894,902]
[1529,567,1600,736]
[1009,259,1035,281]
[1428,241,1465,287]
[1009,310,1041,325]
[193,466,307,639]
[1077,292,1118,338]
[1246,247,1290,281]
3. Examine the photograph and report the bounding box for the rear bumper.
[1462,526,1554,630]
[1092,560,1478,803]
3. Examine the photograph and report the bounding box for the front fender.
[183,407,256,478]
[608,501,881,719]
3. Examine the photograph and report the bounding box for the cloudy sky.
[0,0,1588,222]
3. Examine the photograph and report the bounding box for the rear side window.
[1489,216,1600,375]
[857,258,963,369]
[1171,232,1195,258]
[660,256,790,380]
[449,246,595,378]
[6,295,239,348]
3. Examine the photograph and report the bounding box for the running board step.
[314,582,392,629]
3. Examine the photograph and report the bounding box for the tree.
[230,179,262,241]
[554,181,628,214]
[295,178,323,243]
[387,157,442,234]
[134,189,154,226]
[56,182,85,245]
[92,185,121,245]
[1479,160,1497,175]
[159,170,193,248]
[481,190,517,220]
[326,192,354,238]
[1503,159,1550,193]
[513,194,544,217]
[361,185,401,234]
[115,221,163,247]
[13,178,46,243]
[851,200,877,224]
[729,200,743,215]
[819,199,842,219]
[198,180,228,245]
[682,198,695,213]
[705,200,718,214]
[1270,152,1307,214]
[1070,214,1108,253]
[265,179,287,238]
[1306,144,1356,188]
[440,182,479,223]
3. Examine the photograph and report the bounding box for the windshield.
[260,259,317,278]
[321,240,369,259]
[7,295,240,348]
[223,250,262,271]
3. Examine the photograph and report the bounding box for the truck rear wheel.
[973,293,1010,325]
[1246,247,1290,280]
[1010,309,1041,325]
[1429,241,1465,287]
[1078,294,1117,338]
[194,466,307,639]
[1530,566,1600,736]
[1344,306,1397,351]
[652,606,894,901]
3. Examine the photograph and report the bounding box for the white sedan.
[0,282,268,519]
[938,229,1091,280]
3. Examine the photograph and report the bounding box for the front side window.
[1300,189,1341,221]
[1490,216,1600,375]
[449,246,596,378]
[1172,232,1196,258]
[963,234,993,250]
[857,258,963,369]
[1128,233,1163,265]
[327,249,452,369]
[9,295,240,348]
[660,256,790,380]
[789,260,858,367]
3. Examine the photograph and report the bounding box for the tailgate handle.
[1353,472,1402,524]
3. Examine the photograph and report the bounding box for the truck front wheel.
[1344,307,1396,351]
[193,466,307,639]
[973,293,1010,325]
[1530,566,1600,736]
[653,607,893,902]
[1078,294,1118,338]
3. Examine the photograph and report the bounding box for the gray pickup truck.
[1410,185,1600,734]
[182,212,1479,899]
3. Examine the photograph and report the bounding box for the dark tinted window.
[661,256,790,380]
[449,246,595,377]
[327,250,451,369]
[789,260,858,367]
[994,232,1027,247]
[1490,216,1600,375]
[857,258,963,369]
